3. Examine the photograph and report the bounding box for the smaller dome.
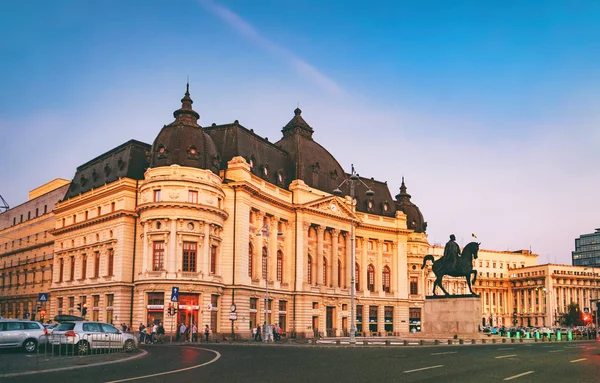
[150,85,220,173]
[395,177,427,233]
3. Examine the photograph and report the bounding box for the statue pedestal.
[422,296,481,337]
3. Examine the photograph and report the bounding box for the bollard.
[448,340,453,345]
[419,340,425,345]
[502,338,506,343]
[557,332,562,341]
[511,338,515,343]
[535,338,538,342]
[459,339,464,345]
[519,338,523,343]
[567,331,573,341]
[336,340,341,346]
[435,340,440,345]
[492,338,497,344]
[385,340,390,346]
[482,339,486,344]
[472,339,476,344]
[404,340,408,346]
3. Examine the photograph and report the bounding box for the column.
[302,221,311,286]
[391,243,398,295]
[361,238,368,293]
[316,226,324,286]
[269,217,278,282]
[142,222,149,273]
[345,232,352,290]
[331,229,339,288]
[253,212,264,281]
[202,222,210,275]
[375,240,382,293]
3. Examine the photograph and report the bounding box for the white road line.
[548,350,564,353]
[105,347,221,383]
[504,371,534,381]
[403,365,444,373]
[498,348,514,351]
[430,351,457,355]
[495,354,517,359]
[570,358,587,363]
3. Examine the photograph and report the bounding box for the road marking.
[403,365,443,373]
[495,354,517,359]
[548,350,564,353]
[105,347,221,383]
[498,348,513,351]
[504,371,534,381]
[430,351,457,355]
[570,358,587,363]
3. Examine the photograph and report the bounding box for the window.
[35,208,39,217]
[107,249,114,276]
[276,251,283,282]
[367,264,375,292]
[384,306,393,332]
[70,256,75,281]
[368,241,373,250]
[44,205,47,214]
[308,256,313,284]
[58,259,64,283]
[210,245,217,274]
[338,260,342,288]
[94,252,100,278]
[81,254,87,280]
[154,190,161,202]
[153,241,165,271]
[85,211,89,220]
[183,242,197,272]
[323,258,328,285]
[111,202,115,212]
[410,277,418,295]
[97,206,101,216]
[262,247,268,279]
[382,266,391,292]
[72,214,76,224]
[248,243,253,277]
[355,263,360,291]
[188,190,198,203]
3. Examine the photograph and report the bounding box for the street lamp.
[256,222,283,343]
[584,266,598,336]
[333,164,374,345]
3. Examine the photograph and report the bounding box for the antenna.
[0,195,8,213]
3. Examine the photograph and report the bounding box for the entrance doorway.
[312,316,319,338]
[326,306,335,337]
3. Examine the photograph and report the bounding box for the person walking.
[252,325,257,341]
[192,323,198,342]
[157,322,165,343]
[256,324,262,341]
[179,322,187,342]
[204,325,210,342]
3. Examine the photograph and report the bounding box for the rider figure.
[444,234,461,269]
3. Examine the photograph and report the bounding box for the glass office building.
[572,229,600,266]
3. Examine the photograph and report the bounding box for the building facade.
[572,228,600,267]
[0,179,70,320]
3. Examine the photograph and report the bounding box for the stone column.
[253,212,264,280]
[316,226,324,285]
[303,222,311,286]
[391,243,398,296]
[331,229,339,288]
[375,240,382,294]
[141,222,149,273]
[361,238,368,294]
[269,217,278,282]
[202,222,210,275]
[345,232,352,289]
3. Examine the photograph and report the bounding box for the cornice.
[136,202,229,220]
[55,238,118,256]
[50,211,137,236]
[0,241,54,259]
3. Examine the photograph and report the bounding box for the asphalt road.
[2,341,600,383]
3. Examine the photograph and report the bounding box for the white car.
[50,321,138,354]
[0,319,47,353]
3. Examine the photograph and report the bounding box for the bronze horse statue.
[421,242,480,296]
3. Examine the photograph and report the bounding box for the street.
[2,341,600,382]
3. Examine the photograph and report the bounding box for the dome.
[150,85,220,173]
[395,178,427,233]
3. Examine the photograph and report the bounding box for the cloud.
[196,0,345,96]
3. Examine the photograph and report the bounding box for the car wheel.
[23,339,38,353]
[123,339,135,353]
[77,340,90,355]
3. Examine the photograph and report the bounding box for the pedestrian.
[157,322,165,343]
[138,323,146,344]
[204,325,210,342]
[252,325,257,341]
[179,322,187,342]
[192,323,198,342]
[152,322,158,343]
[256,325,262,341]
[122,323,127,332]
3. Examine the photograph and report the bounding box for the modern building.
[572,229,600,267]
[0,179,70,320]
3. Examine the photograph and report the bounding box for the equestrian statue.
[421,234,480,296]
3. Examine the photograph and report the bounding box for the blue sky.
[1,0,599,264]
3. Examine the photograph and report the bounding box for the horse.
[421,242,480,296]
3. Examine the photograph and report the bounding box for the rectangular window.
[97,206,101,216]
[94,252,100,278]
[154,190,161,202]
[210,245,217,274]
[250,298,258,310]
[369,306,378,332]
[182,242,197,272]
[70,256,75,281]
[28,211,31,220]
[148,292,165,305]
[44,205,47,214]
[58,259,64,282]
[356,305,363,333]
[107,249,114,276]
[85,211,89,220]
[188,190,198,203]
[81,254,87,280]
[210,295,218,333]
[92,295,100,321]
[72,214,76,224]
[35,208,39,217]
[58,297,63,311]
[69,296,75,310]
[111,202,115,212]
[384,306,393,332]
[409,277,418,295]
[153,242,165,271]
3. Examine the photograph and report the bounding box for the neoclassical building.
[45,85,429,338]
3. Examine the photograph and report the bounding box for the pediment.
[302,196,356,220]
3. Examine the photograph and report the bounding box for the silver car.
[0,319,47,353]
[51,321,138,354]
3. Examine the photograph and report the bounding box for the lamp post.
[257,222,283,343]
[584,266,598,336]
[333,164,374,345]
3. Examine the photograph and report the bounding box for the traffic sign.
[229,312,237,321]
[38,293,49,302]
[171,286,179,302]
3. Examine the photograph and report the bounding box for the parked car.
[0,319,47,352]
[50,321,138,354]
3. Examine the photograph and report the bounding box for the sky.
[1,0,598,265]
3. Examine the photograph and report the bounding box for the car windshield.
[55,323,76,331]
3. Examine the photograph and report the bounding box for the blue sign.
[584,307,589,313]
[38,293,49,302]
[171,286,179,302]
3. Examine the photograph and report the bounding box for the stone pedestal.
[422,296,481,337]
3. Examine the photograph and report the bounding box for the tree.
[561,302,585,326]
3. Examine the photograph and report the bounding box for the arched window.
[367,264,375,292]
[248,243,253,277]
[382,265,391,293]
[355,263,360,291]
[338,259,342,288]
[277,250,283,282]
[323,257,328,285]
[308,255,313,284]
[262,247,268,280]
